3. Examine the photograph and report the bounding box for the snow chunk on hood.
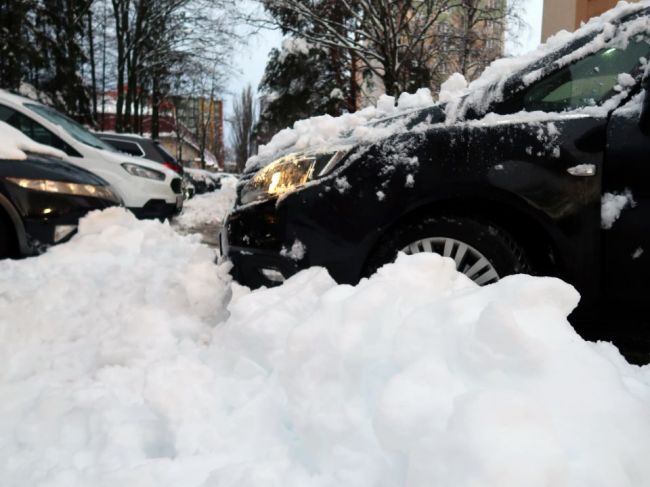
[438,72,468,103]
[0,121,66,160]
[3,215,650,486]
[245,88,434,173]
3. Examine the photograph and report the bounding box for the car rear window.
[153,141,178,164]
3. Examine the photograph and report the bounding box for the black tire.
[0,215,15,259]
[364,216,530,285]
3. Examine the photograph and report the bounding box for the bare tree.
[259,0,460,96]
[229,84,257,172]
[451,0,524,80]
[94,0,238,133]
[258,0,525,97]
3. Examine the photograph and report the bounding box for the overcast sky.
[223,0,545,144]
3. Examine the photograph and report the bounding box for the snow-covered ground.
[2,206,650,486]
[3,4,650,481]
[174,177,238,231]
[172,177,238,247]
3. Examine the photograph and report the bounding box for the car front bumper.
[8,189,119,255]
[129,194,183,220]
[220,193,375,289]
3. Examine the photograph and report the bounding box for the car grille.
[171,178,182,194]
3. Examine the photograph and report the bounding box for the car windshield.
[24,103,117,152]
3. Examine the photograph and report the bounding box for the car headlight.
[121,163,165,181]
[241,150,347,205]
[6,177,121,202]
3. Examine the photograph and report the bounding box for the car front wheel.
[365,216,530,285]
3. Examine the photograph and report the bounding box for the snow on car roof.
[244,1,650,174]
[0,121,66,161]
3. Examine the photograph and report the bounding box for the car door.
[476,32,650,313]
[601,89,650,313]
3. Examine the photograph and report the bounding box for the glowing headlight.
[241,151,347,205]
[121,163,165,181]
[7,177,120,202]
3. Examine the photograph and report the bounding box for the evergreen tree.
[0,0,92,120]
[0,0,37,91]
[255,38,349,145]
[35,0,93,119]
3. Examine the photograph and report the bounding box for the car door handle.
[567,164,596,177]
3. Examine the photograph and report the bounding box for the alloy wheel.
[401,237,500,285]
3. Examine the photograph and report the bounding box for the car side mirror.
[640,74,650,135]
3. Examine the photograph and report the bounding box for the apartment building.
[542,0,640,40]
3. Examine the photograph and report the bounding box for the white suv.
[0,90,183,219]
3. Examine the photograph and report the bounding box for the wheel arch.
[365,189,567,279]
[0,193,27,256]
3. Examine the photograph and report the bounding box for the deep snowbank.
[2,210,650,486]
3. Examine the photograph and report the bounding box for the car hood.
[0,155,112,185]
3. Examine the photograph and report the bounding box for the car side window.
[0,104,80,157]
[503,36,650,114]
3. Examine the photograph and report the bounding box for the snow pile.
[602,189,636,229]
[438,72,468,103]
[211,257,650,486]
[3,215,650,486]
[245,88,434,172]
[0,121,66,160]
[0,208,232,486]
[174,175,237,229]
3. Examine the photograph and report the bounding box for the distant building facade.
[542,0,640,40]
[97,91,224,169]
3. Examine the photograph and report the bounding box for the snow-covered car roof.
[244,1,650,174]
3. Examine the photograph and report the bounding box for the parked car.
[182,173,196,199]
[0,91,183,219]
[222,5,650,337]
[1,128,121,257]
[97,133,184,175]
[185,167,222,194]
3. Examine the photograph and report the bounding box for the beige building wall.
[542,0,639,40]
